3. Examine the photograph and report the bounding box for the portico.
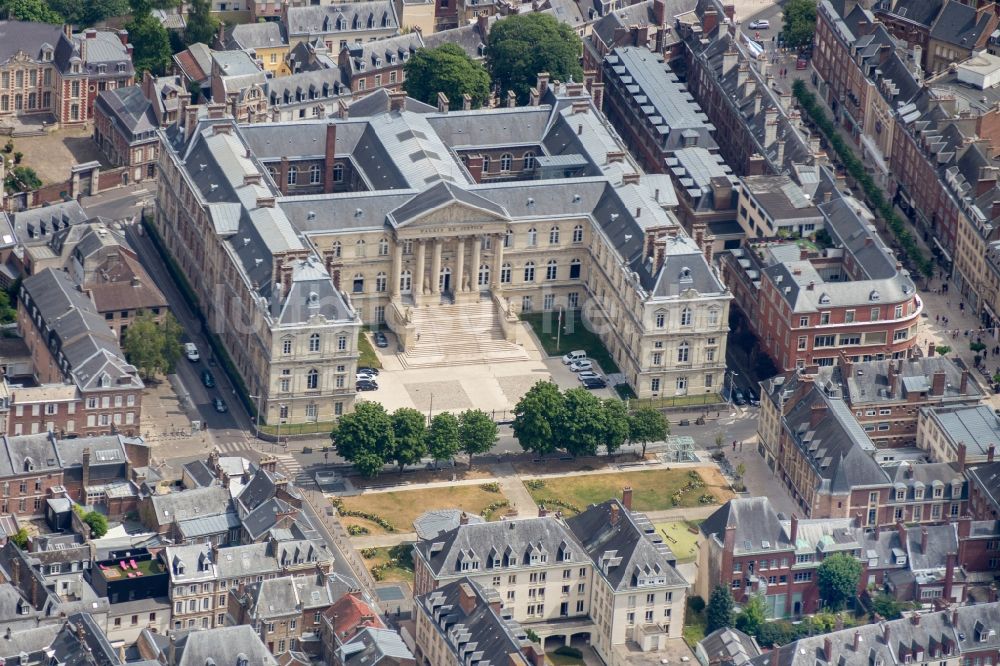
[388,233,505,306]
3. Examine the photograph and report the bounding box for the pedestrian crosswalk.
[204,436,309,484]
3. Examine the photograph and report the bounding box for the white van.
[562,350,587,365]
[184,343,200,362]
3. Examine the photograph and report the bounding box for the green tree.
[4,166,42,193]
[83,511,109,538]
[0,0,63,22]
[628,406,668,458]
[10,527,29,549]
[160,313,183,372]
[485,13,583,104]
[121,311,182,379]
[0,288,15,324]
[513,381,565,456]
[403,43,491,108]
[706,585,735,633]
[390,407,427,474]
[425,412,460,467]
[782,0,817,48]
[127,12,172,75]
[870,592,903,620]
[601,399,629,456]
[185,0,219,46]
[560,387,606,457]
[458,409,498,467]
[817,552,862,610]
[332,402,393,478]
[735,594,767,636]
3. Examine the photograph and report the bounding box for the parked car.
[796,57,808,70]
[356,379,379,391]
[582,377,608,389]
[577,371,603,382]
[748,19,769,29]
[373,331,388,348]
[733,389,747,406]
[747,388,760,406]
[569,359,593,372]
[357,366,380,376]
[212,398,228,413]
[184,342,200,362]
[201,370,215,388]
[357,372,376,382]
[562,350,587,365]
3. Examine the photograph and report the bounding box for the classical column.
[491,233,505,290]
[414,239,426,298]
[470,235,482,292]
[390,241,402,298]
[430,239,443,295]
[455,237,466,293]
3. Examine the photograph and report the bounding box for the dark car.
[733,389,747,406]
[357,366,380,376]
[373,331,388,348]
[357,379,379,391]
[582,377,607,390]
[213,398,228,413]
[201,370,215,388]
[747,389,760,406]
[796,57,808,70]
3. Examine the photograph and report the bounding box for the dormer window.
[375,58,382,67]
[679,267,692,282]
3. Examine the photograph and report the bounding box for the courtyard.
[336,483,513,535]
[6,127,109,185]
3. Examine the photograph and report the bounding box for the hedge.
[791,80,933,278]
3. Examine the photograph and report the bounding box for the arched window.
[400,270,412,293]
[306,369,319,390]
[332,163,344,182]
[572,224,584,243]
[482,155,491,173]
[523,261,535,282]
[655,311,666,328]
[523,152,536,170]
[478,264,490,286]
[308,333,320,352]
[677,342,690,363]
[287,167,297,185]
[267,166,278,181]
[500,263,512,284]
[681,307,692,326]
[355,240,366,257]
[549,226,560,244]
[569,258,581,279]
[331,241,341,258]
[500,153,513,172]
[527,228,537,246]
[375,272,387,292]
[309,164,321,184]
[378,238,389,256]
[545,260,557,280]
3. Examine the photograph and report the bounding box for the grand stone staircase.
[399,300,528,368]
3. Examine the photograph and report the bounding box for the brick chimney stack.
[920,527,928,553]
[823,637,833,662]
[790,514,799,544]
[622,486,633,511]
[610,503,620,526]
[853,630,861,651]
[458,582,477,616]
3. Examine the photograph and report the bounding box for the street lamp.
[726,370,739,410]
[555,304,566,352]
[249,393,263,442]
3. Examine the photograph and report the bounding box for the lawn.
[654,520,702,563]
[521,311,620,374]
[526,468,733,514]
[358,330,383,369]
[683,603,707,647]
[547,654,584,665]
[337,484,511,535]
[365,544,415,583]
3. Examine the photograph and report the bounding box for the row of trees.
[332,403,499,477]
[404,13,583,108]
[513,381,668,458]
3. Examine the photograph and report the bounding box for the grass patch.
[259,421,336,436]
[629,393,723,408]
[654,520,701,563]
[526,468,733,514]
[367,544,414,583]
[683,602,707,647]
[338,485,512,534]
[358,331,382,369]
[547,654,584,665]
[521,311,620,374]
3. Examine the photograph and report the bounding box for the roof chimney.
[932,370,946,396]
[824,637,833,662]
[960,369,969,394]
[853,630,861,651]
[958,442,967,472]
[459,511,469,525]
[622,486,633,511]
[920,527,928,553]
[989,444,996,463]
[927,342,936,357]
[896,520,906,546]
[458,582,477,616]
[610,503,620,526]
[883,622,891,645]
[790,514,799,544]
[810,403,826,428]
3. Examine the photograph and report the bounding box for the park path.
[489,463,538,517]
[351,531,419,548]
[641,505,720,522]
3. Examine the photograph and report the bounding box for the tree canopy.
[4,166,43,194]
[600,399,629,456]
[184,0,220,46]
[126,10,172,75]
[512,381,565,456]
[83,511,109,538]
[0,0,62,23]
[425,411,460,465]
[121,312,183,379]
[403,43,491,109]
[560,388,606,457]
[458,409,498,466]
[628,406,668,458]
[390,407,427,474]
[706,585,735,633]
[735,594,767,636]
[485,13,583,104]
[332,402,394,478]
[817,552,862,610]
[782,0,817,49]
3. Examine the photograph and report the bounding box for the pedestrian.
[740,441,743,452]
[733,440,737,451]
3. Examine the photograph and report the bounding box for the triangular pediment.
[388,181,509,229]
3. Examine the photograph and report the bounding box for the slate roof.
[968,461,1000,516]
[11,200,89,245]
[700,497,794,556]
[224,21,288,50]
[149,486,232,527]
[0,21,63,64]
[0,433,60,478]
[94,85,157,143]
[338,627,413,665]
[284,2,399,36]
[930,0,994,48]
[242,573,336,620]
[422,18,496,59]
[168,625,279,666]
[698,627,761,666]
[183,459,217,487]
[875,0,943,28]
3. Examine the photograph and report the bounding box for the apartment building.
[166,543,223,631]
[413,497,686,663]
[93,85,161,184]
[917,404,1000,464]
[282,2,400,50]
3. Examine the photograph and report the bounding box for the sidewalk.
[489,462,536,517]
